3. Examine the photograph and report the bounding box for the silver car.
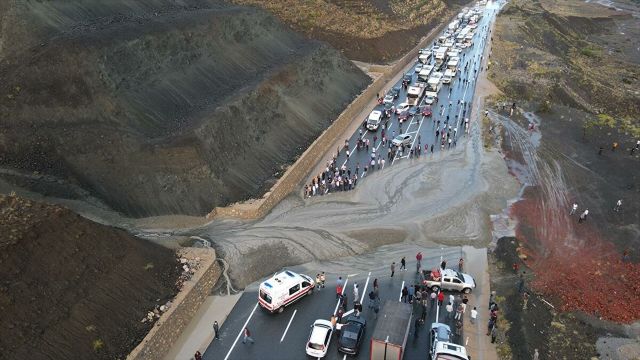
[392,134,412,147]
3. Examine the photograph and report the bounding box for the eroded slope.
[0,0,370,217]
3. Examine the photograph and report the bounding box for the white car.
[306,319,334,358]
[392,134,412,147]
[395,102,410,114]
[415,64,423,73]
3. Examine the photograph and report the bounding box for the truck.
[370,301,412,360]
[442,69,455,84]
[418,52,431,64]
[406,83,426,106]
[418,65,434,82]
[422,268,476,294]
[448,20,459,31]
[427,72,443,92]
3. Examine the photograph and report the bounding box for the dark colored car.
[402,72,412,85]
[421,106,433,117]
[390,86,401,98]
[337,316,366,355]
[398,110,411,121]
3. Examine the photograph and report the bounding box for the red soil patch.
[511,188,640,323]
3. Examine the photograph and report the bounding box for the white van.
[367,110,383,131]
[258,270,315,313]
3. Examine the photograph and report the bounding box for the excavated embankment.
[0,0,370,217]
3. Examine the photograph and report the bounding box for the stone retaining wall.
[128,248,221,360]
[209,8,457,220]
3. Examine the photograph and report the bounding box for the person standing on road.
[213,321,220,340]
[353,283,359,301]
[408,285,415,303]
[570,203,578,215]
[391,262,396,277]
[578,209,589,223]
[533,348,540,360]
[400,256,407,271]
[195,351,203,360]
[441,259,447,270]
[242,327,255,344]
[446,302,454,320]
[319,272,326,288]
[414,317,422,337]
[458,258,464,272]
[416,252,423,273]
[455,303,465,320]
[614,199,622,212]
[471,307,478,324]
[401,286,409,303]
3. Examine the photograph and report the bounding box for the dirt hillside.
[0,0,370,217]
[230,0,469,62]
[0,194,179,359]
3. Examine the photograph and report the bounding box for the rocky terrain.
[485,0,640,357]
[0,0,370,218]
[231,0,468,62]
[0,194,179,359]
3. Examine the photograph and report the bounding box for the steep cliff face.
[0,0,370,217]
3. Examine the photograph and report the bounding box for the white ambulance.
[258,270,315,313]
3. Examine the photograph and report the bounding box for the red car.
[398,110,411,122]
[421,106,433,117]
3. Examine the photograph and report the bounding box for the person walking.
[242,327,255,344]
[213,321,220,340]
[336,282,343,299]
[391,262,396,277]
[470,307,478,324]
[438,291,444,307]
[408,285,415,303]
[319,272,326,288]
[400,256,407,271]
[401,286,409,303]
[570,203,578,215]
[440,259,447,270]
[578,209,589,223]
[353,283,359,302]
[614,199,622,212]
[414,317,422,337]
[416,251,423,273]
[491,324,498,343]
[458,258,464,272]
[533,348,540,360]
[195,351,203,360]
[455,303,465,320]
[446,302,454,320]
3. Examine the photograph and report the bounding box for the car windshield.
[259,289,271,304]
[309,342,324,350]
[453,271,465,282]
[435,355,467,360]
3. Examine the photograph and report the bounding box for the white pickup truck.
[422,268,476,294]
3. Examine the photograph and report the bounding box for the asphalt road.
[203,4,499,360]
[203,246,470,360]
[309,3,498,189]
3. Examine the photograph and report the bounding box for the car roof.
[261,270,308,292]
[310,320,332,343]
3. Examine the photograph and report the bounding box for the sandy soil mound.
[0,195,179,359]
[0,0,370,217]
[229,0,468,62]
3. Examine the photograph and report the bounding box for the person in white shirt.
[471,306,478,324]
[570,203,578,215]
[446,302,454,320]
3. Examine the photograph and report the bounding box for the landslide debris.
[0,194,180,359]
[230,0,468,62]
[0,0,370,217]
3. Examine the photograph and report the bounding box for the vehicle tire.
[463,288,472,294]
[431,285,440,292]
[277,306,284,314]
